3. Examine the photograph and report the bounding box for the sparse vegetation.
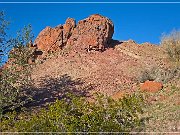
[138,66,180,83]
[8,25,34,65]
[161,30,180,65]
[142,84,180,132]
[0,11,10,65]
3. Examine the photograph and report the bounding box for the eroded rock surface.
[67,14,114,51]
[34,18,76,54]
[34,14,114,56]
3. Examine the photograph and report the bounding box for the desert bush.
[138,67,180,83]
[1,93,145,132]
[0,24,34,117]
[161,30,180,64]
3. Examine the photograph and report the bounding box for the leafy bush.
[0,24,34,117]
[161,30,180,64]
[1,93,145,132]
[138,67,180,83]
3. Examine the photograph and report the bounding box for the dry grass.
[141,82,180,132]
[161,30,180,65]
[138,66,180,83]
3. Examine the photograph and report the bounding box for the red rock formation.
[67,14,114,51]
[140,80,163,92]
[34,18,75,54]
[34,14,114,55]
[34,26,63,53]
[63,18,76,37]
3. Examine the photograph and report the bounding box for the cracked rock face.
[34,18,75,54]
[34,26,63,53]
[34,14,114,54]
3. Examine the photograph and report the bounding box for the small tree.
[0,12,34,117]
[161,30,180,64]
[0,11,10,65]
[9,24,34,66]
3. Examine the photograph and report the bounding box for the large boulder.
[67,14,114,51]
[34,26,63,53]
[34,18,76,54]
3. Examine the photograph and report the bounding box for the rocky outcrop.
[34,18,76,54]
[140,80,163,92]
[34,26,63,53]
[33,14,114,55]
[27,42,43,64]
[67,14,114,51]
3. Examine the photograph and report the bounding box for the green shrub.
[161,30,180,64]
[1,93,145,132]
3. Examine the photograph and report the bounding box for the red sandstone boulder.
[34,18,75,54]
[67,14,114,51]
[34,26,63,53]
[63,18,76,36]
[140,80,163,92]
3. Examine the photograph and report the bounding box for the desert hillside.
[1,14,179,132]
[30,14,171,97]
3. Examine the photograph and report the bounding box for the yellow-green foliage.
[1,93,145,132]
[161,30,180,64]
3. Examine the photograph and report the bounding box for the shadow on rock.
[24,74,94,108]
[108,39,123,48]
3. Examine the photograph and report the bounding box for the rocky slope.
[29,14,173,99]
